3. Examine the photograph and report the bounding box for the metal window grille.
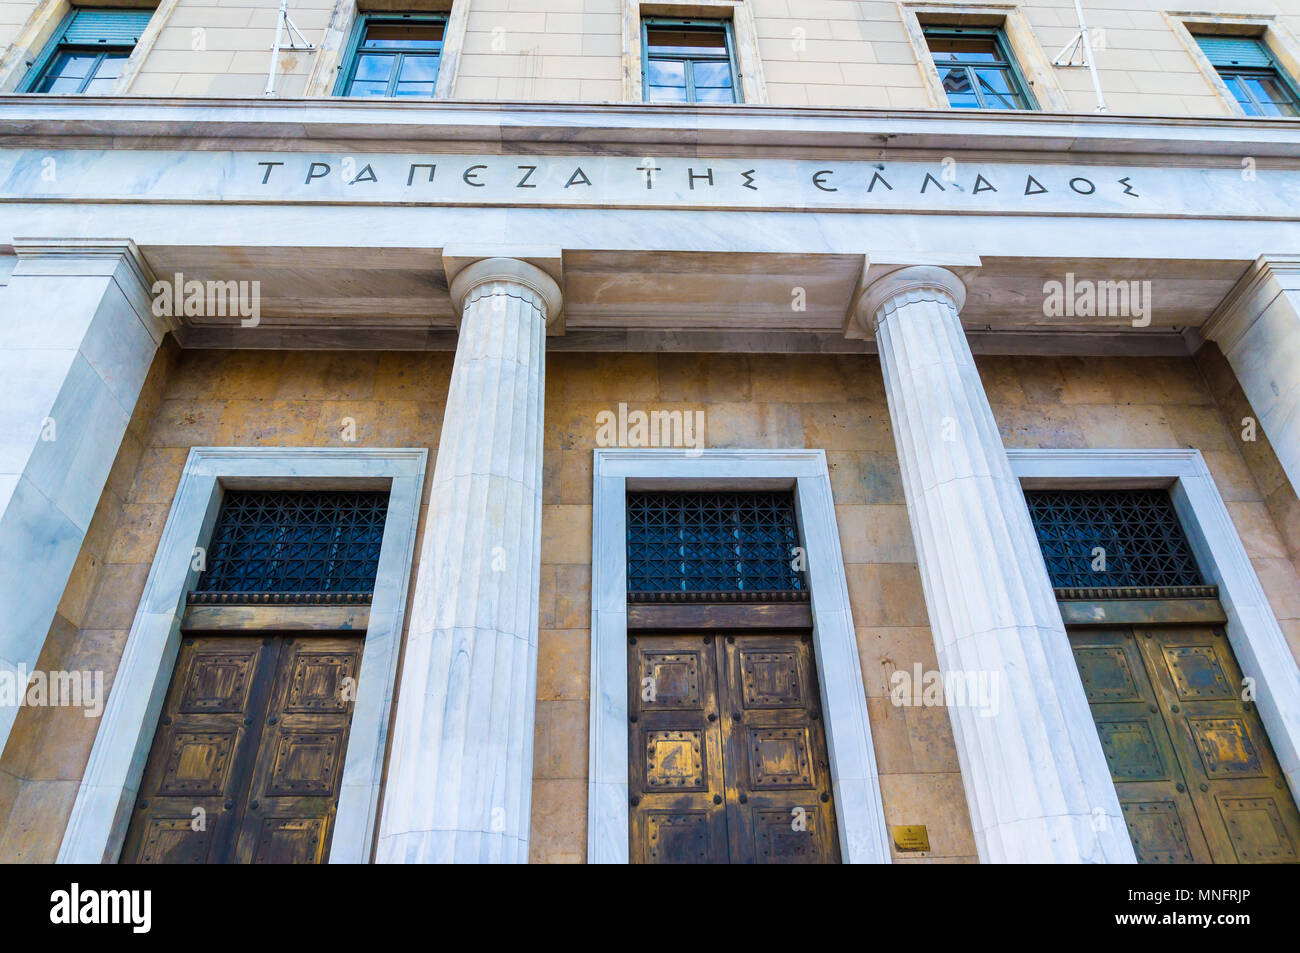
[1194,35,1274,69]
[189,490,388,604]
[62,8,154,45]
[1024,489,1204,589]
[627,491,805,597]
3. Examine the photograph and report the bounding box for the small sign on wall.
[892,824,931,852]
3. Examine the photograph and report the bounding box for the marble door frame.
[1007,447,1300,818]
[57,446,427,864]
[588,448,892,864]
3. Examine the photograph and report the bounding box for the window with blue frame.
[642,18,740,104]
[1194,34,1300,117]
[923,25,1035,110]
[338,13,446,98]
[22,8,153,94]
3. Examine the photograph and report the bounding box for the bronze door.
[121,633,363,864]
[1070,624,1300,863]
[628,632,839,864]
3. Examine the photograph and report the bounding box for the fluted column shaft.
[859,266,1135,864]
[378,258,560,863]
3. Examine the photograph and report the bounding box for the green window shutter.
[1194,35,1273,69]
[63,8,154,46]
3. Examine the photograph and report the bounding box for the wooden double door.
[628,631,840,864]
[1070,623,1300,863]
[121,633,362,864]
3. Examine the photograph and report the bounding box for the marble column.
[0,239,167,752]
[377,257,560,863]
[855,266,1135,864]
[1204,255,1300,497]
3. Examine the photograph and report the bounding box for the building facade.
[0,0,1299,865]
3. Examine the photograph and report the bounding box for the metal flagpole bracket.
[1052,31,1089,68]
[265,0,317,97]
[1051,0,1108,112]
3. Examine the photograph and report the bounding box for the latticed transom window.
[1024,489,1204,589]
[191,491,388,602]
[627,492,805,595]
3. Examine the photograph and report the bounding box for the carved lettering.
[812,170,836,192]
[565,166,592,188]
[407,163,436,186]
[257,161,283,184]
[687,168,714,190]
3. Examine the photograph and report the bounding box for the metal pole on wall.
[1075,0,1107,112]
[264,0,287,96]
[264,0,315,97]
[1053,0,1108,112]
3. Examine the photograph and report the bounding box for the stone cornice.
[1,97,1300,162]
[1202,254,1300,353]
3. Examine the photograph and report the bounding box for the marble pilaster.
[1204,255,1300,498]
[0,239,167,752]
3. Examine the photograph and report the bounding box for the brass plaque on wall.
[892,825,930,852]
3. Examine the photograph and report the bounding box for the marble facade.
[0,101,1297,864]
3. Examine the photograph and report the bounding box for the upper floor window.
[923,25,1035,110]
[1194,34,1300,117]
[22,8,153,94]
[340,13,446,98]
[642,18,740,104]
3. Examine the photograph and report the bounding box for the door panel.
[628,634,729,864]
[121,633,362,865]
[233,637,362,864]
[1070,624,1300,864]
[629,631,839,864]
[1069,627,1212,863]
[1137,625,1300,864]
[719,634,838,864]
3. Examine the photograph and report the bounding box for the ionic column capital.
[448,256,563,324]
[852,265,967,336]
